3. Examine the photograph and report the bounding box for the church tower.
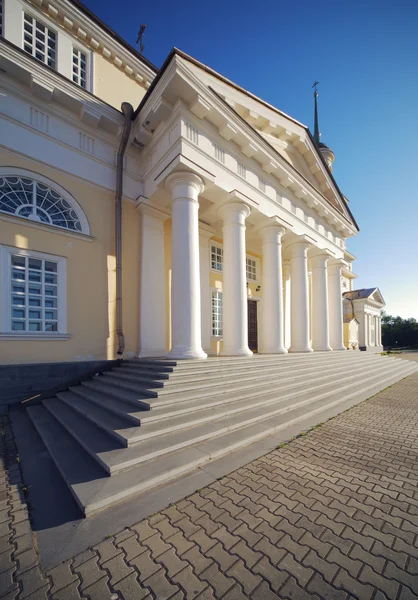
[313,83,335,172]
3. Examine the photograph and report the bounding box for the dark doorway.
[248,300,258,352]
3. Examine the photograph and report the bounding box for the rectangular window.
[1,247,66,335]
[23,13,56,68]
[246,257,257,281]
[72,47,87,88]
[210,244,223,272]
[211,291,223,337]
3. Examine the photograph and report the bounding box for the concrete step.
[95,354,382,402]
[47,360,414,474]
[29,359,417,516]
[122,351,379,377]
[113,353,380,386]
[68,358,396,433]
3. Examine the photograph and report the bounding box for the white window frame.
[0,246,68,340]
[22,11,57,69]
[246,255,260,283]
[72,45,88,89]
[0,168,90,236]
[210,242,223,273]
[211,289,223,338]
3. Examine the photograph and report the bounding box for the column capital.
[165,171,204,198]
[258,216,289,242]
[309,248,333,269]
[136,201,170,220]
[218,199,251,222]
[288,237,312,258]
[328,257,348,274]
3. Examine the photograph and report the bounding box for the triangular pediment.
[179,54,354,225]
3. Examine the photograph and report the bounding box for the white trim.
[210,241,223,273]
[0,167,91,235]
[0,333,70,340]
[0,213,94,242]
[0,245,67,335]
[210,287,223,339]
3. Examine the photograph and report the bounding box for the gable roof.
[134,47,359,231]
[343,288,385,305]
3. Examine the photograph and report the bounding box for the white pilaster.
[310,251,332,351]
[199,225,215,355]
[289,239,313,353]
[364,313,369,347]
[259,220,287,354]
[283,261,291,350]
[166,172,207,359]
[377,315,382,346]
[137,204,167,358]
[328,259,346,351]
[219,199,252,356]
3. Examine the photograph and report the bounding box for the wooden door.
[247,300,258,352]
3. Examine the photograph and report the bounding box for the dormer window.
[23,13,56,69]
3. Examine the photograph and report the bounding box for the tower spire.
[312,81,320,145]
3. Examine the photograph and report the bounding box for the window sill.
[0,333,71,341]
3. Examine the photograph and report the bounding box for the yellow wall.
[207,241,263,355]
[94,54,148,111]
[0,152,140,364]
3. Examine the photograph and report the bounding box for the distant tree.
[381,312,418,348]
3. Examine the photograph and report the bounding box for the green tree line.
[382,313,418,348]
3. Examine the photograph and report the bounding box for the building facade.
[0,0,383,366]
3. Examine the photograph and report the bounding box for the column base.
[220,347,253,357]
[259,347,288,354]
[289,346,313,353]
[167,347,207,360]
[312,345,332,352]
[136,349,167,359]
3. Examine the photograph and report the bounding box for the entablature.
[133,54,357,241]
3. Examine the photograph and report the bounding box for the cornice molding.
[26,0,156,89]
[135,58,357,238]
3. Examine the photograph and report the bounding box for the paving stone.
[307,572,348,600]
[16,565,50,599]
[0,549,15,575]
[96,538,122,564]
[50,580,85,600]
[48,560,78,594]
[172,565,208,598]
[81,575,111,600]
[333,568,375,600]
[141,568,180,599]
[252,556,288,592]
[279,552,314,588]
[102,553,134,586]
[111,572,151,600]
[199,562,235,598]
[116,534,146,562]
[129,549,161,581]
[74,556,107,591]
[0,566,18,597]
[280,575,318,600]
[359,565,400,600]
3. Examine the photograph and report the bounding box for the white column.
[377,316,382,346]
[199,226,214,355]
[328,259,346,350]
[283,261,291,350]
[137,204,167,358]
[310,252,332,351]
[259,221,287,354]
[289,239,313,353]
[364,313,369,347]
[219,200,252,356]
[166,172,206,359]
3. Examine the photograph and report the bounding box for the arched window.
[0,169,90,234]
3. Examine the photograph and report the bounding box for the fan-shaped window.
[0,171,89,234]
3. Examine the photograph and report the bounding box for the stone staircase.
[26,352,417,516]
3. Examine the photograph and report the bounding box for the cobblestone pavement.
[1,371,418,599]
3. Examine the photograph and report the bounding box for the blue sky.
[84,0,418,318]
